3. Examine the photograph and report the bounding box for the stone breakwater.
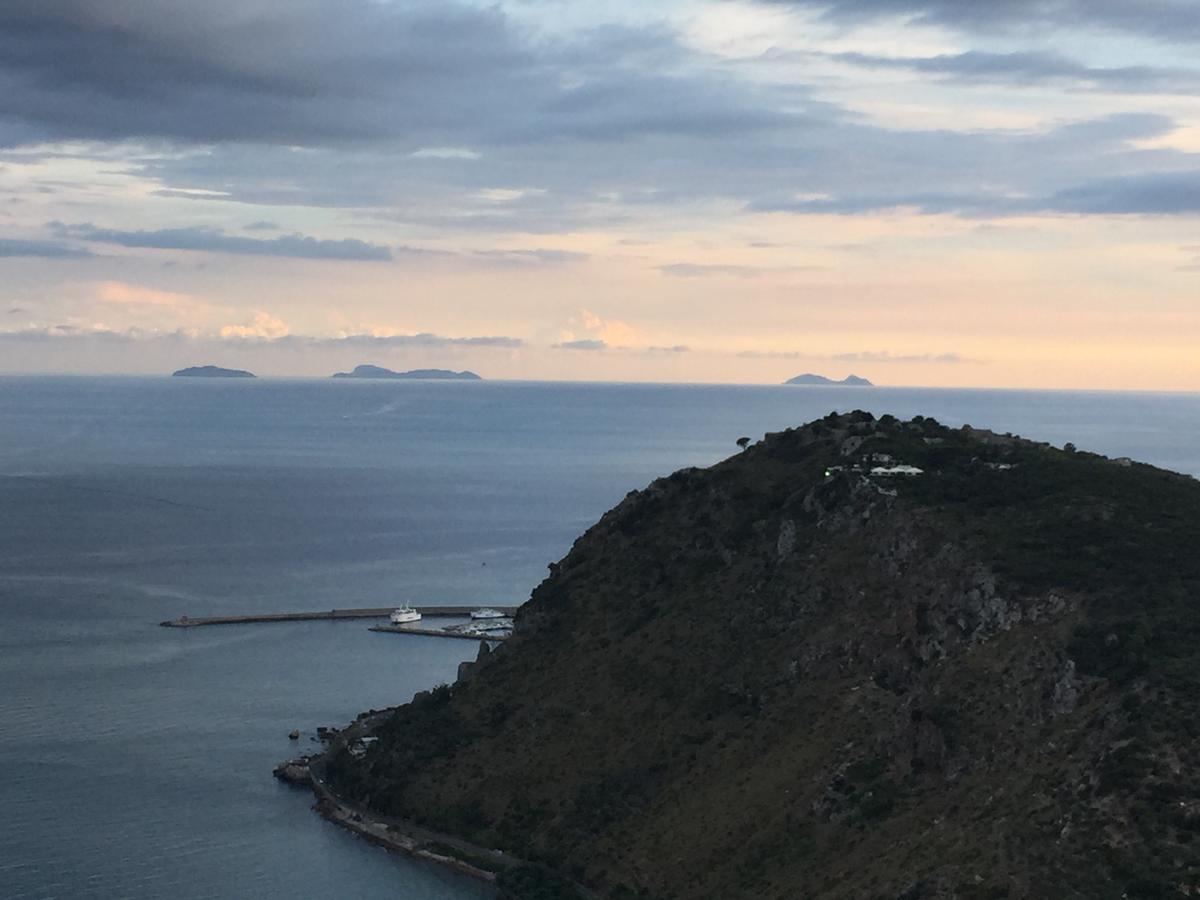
[161,605,518,628]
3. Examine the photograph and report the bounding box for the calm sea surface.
[2,377,1199,898]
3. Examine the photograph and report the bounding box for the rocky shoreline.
[273,714,509,885]
[274,712,601,898]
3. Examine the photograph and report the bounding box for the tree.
[736,437,751,450]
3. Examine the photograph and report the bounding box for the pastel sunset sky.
[1,0,1198,388]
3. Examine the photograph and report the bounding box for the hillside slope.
[327,412,1200,899]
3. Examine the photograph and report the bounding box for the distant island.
[171,365,256,378]
[331,364,481,380]
[785,372,872,386]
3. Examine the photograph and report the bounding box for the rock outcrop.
[273,757,313,786]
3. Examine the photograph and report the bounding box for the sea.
[2,376,1199,899]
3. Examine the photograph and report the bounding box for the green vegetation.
[496,865,587,900]
[419,841,506,875]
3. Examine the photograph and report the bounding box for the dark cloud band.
[52,222,392,261]
[0,237,94,258]
[760,0,1200,43]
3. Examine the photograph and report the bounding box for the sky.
[1,0,1199,388]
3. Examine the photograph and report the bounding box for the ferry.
[470,607,506,620]
[390,604,422,625]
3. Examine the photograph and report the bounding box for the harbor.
[159,605,519,628]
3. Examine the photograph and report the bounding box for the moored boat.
[390,605,421,624]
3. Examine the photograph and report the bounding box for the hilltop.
[332,365,481,380]
[171,365,255,378]
[786,373,872,386]
[322,413,1200,899]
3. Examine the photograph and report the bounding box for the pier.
[159,606,518,628]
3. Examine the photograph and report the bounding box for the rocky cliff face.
[326,412,1200,899]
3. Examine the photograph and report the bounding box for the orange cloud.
[95,281,196,307]
[219,311,290,340]
[579,309,639,346]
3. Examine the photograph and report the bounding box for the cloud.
[0,325,524,350]
[151,188,231,200]
[826,50,1200,95]
[737,349,975,363]
[52,222,393,261]
[5,3,1182,236]
[657,262,815,278]
[549,337,689,354]
[477,188,540,203]
[471,248,588,266]
[830,351,978,364]
[736,350,811,360]
[1042,171,1200,215]
[96,281,195,307]
[660,263,767,278]
[750,166,1200,218]
[219,311,290,340]
[1,0,1198,262]
[1178,246,1200,271]
[0,2,836,238]
[312,332,523,349]
[761,0,1200,43]
[0,2,800,149]
[566,309,640,347]
[0,237,93,258]
[47,222,581,268]
[411,147,481,160]
[0,324,149,344]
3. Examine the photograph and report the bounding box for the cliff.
[325,412,1200,899]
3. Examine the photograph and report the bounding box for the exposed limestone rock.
[1050,659,1082,716]
[776,519,797,561]
[456,640,492,684]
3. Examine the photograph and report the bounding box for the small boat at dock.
[467,620,511,633]
[470,607,506,620]
[447,618,513,637]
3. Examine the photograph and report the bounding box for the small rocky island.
[332,364,481,380]
[171,365,256,378]
[286,413,1200,898]
[785,372,872,386]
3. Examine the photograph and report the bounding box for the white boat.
[470,607,506,620]
[390,605,422,625]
